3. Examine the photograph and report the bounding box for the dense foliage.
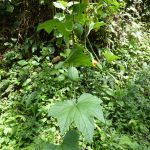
[0,0,150,149]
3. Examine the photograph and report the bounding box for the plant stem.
[73,82,77,102]
[72,0,75,45]
[86,37,101,62]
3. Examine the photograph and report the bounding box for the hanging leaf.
[88,21,95,35]
[68,66,79,81]
[73,3,87,14]
[61,130,80,150]
[93,21,106,30]
[88,21,105,35]
[48,93,105,142]
[37,19,58,34]
[56,19,73,42]
[6,4,14,13]
[103,50,120,62]
[73,23,83,38]
[64,44,92,67]
[37,18,73,43]
[74,13,86,25]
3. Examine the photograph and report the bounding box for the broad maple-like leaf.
[48,93,105,142]
[74,93,105,141]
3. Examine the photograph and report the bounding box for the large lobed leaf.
[64,44,92,67]
[48,93,105,142]
[48,100,76,134]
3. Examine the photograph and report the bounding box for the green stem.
[73,82,77,102]
[84,24,100,63]
[86,37,101,62]
[72,0,75,45]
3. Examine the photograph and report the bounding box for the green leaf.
[88,21,95,35]
[61,130,80,150]
[67,1,79,7]
[103,51,120,62]
[50,17,73,43]
[53,1,79,10]
[6,4,14,13]
[74,23,83,38]
[34,144,59,150]
[18,60,28,66]
[94,21,105,30]
[74,93,105,141]
[48,93,105,142]
[32,130,80,150]
[37,19,58,34]
[77,93,104,122]
[53,1,67,10]
[31,61,39,66]
[64,44,92,67]
[74,13,86,25]
[68,66,79,81]
[56,20,73,43]
[0,79,9,93]
[49,100,76,134]
[54,13,65,21]
[73,3,87,14]
[119,136,139,149]
[119,136,133,146]
[88,21,105,35]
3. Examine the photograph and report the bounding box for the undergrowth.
[0,1,150,149]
